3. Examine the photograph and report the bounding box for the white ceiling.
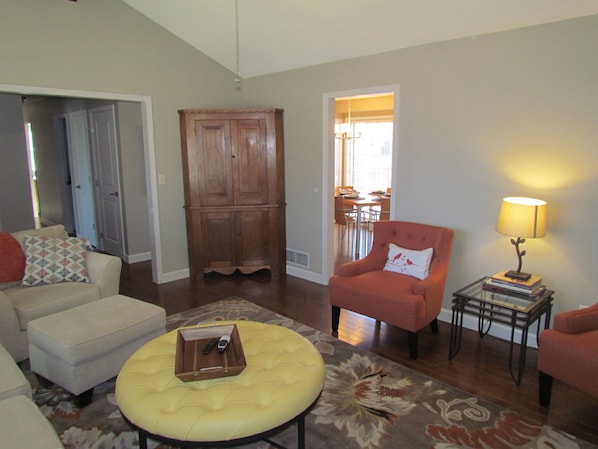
[121,0,598,79]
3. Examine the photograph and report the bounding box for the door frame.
[51,115,76,234]
[322,85,400,282]
[0,83,162,283]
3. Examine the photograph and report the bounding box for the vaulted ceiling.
[120,0,598,79]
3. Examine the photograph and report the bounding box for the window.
[335,120,393,194]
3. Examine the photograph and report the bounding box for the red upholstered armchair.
[329,221,454,359]
[537,303,598,407]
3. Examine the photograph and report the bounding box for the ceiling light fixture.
[335,99,361,140]
[234,0,242,90]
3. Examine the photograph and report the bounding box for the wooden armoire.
[179,109,286,278]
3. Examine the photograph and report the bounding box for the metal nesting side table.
[448,277,554,385]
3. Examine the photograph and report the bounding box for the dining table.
[342,195,381,257]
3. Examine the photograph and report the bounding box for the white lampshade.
[496,197,547,238]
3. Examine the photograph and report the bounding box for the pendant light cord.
[234,0,241,88]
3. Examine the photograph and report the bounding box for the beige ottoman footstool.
[28,294,165,407]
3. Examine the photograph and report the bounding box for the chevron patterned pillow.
[21,235,90,286]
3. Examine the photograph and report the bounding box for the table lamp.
[496,197,546,281]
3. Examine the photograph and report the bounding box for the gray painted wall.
[1,0,238,273]
[244,15,598,315]
[116,101,151,259]
[0,94,35,232]
[1,0,597,316]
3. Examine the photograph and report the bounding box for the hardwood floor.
[120,250,598,445]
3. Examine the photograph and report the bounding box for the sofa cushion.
[0,232,26,283]
[383,243,433,280]
[0,344,31,401]
[329,270,425,332]
[10,224,68,250]
[0,395,64,449]
[4,282,100,331]
[22,236,90,286]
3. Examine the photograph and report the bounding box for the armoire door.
[200,210,269,274]
[235,209,269,269]
[200,211,236,272]
[231,119,268,205]
[195,119,233,207]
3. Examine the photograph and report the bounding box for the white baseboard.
[38,217,58,227]
[157,265,321,285]
[286,265,326,284]
[438,308,540,349]
[125,251,152,264]
[158,268,190,284]
[156,266,538,349]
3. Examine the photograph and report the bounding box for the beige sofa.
[0,343,65,448]
[0,225,122,362]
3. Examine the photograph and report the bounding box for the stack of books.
[483,271,545,297]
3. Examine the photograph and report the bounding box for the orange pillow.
[0,231,26,282]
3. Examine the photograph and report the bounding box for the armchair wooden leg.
[539,371,553,408]
[430,318,439,334]
[331,306,341,333]
[407,332,418,360]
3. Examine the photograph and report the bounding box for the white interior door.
[66,110,98,247]
[89,105,125,258]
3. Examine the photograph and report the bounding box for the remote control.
[217,335,230,352]
[202,337,219,355]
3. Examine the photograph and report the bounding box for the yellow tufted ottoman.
[115,320,325,449]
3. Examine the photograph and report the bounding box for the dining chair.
[334,196,357,252]
[369,196,390,223]
[335,185,355,196]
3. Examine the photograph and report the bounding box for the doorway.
[334,95,394,261]
[0,83,162,283]
[323,85,400,282]
[30,102,129,260]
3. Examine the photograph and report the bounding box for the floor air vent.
[286,249,310,268]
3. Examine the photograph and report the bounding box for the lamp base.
[504,270,532,281]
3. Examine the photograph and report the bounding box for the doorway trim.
[322,84,400,282]
[0,83,163,284]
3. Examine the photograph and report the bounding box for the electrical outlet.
[158,174,166,185]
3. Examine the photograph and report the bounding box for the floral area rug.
[24,297,596,449]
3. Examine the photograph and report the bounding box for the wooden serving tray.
[175,324,246,381]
